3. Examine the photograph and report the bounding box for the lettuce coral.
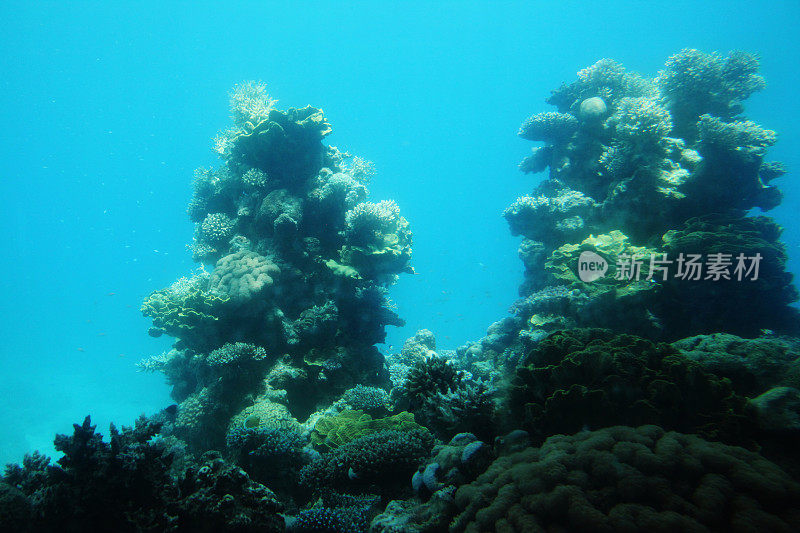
[310,409,423,450]
[660,215,799,337]
[509,329,753,445]
[140,274,228,350]
[673,333,800,397]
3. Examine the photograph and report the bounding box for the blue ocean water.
[0,0,798,467]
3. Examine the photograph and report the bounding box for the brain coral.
[450,425,800,532]
[209,250,280,304]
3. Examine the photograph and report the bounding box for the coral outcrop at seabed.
[5,50,800,532]
[500,48,798,346]
[136,82,414,452]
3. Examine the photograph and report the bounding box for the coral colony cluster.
[3,51,800,531]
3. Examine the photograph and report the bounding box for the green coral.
[545,230,660,299]
[310,410,423,450]
[509,329,753,445]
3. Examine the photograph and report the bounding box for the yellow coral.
[310,409,424,450]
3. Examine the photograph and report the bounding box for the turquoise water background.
[1,0,799,465]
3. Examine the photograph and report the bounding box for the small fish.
[108,292,116,296]
[98,333,107,337]
[77,347,85,352]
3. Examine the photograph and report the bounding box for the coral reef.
[309,410,424,450]
[6,51,800,532]
[2,415,284,532]
[509,329,754,445]
[502,48,797,345]
[299,429,434,495]
[139,84,412,450]
[450,425,800,532]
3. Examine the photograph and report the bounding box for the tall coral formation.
[139,82,413,450]
[503,49,797,342]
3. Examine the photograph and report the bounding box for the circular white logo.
[577,251,608,282]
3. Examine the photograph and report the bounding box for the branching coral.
[608,96,673,149]
[658,48,765,136]
[299,429,434,494]
[291,492,380,533]
[206,341,267,368]
[397,356,465,411]
[697,113,777,150]
[225,425,306,492]
[547,58,656,113]
[416,379,498,440]
[518,111,579,142]
[199,212,236,245]
[341,385,391,414]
